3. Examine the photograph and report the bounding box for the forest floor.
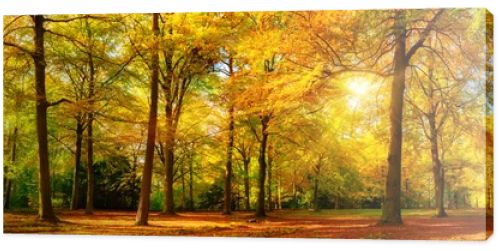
[3,209,491,240]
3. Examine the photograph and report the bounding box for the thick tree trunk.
[256,115,269,217]
[313,177,319,211]
[277,179,282,209]
[181,164,186,210]
[4,179,13,210]
[223,104,234,214]
[313,159,321,211]
[33,15,57,222]
[223,57,235,215]
[136,13,160,226]
[85,39,96,215]
[277,166,282,210]
[429,115,447,217]
[163,145,175,214]
[70,120,83,210]
[267,143,273,211]
[161,22,177,216]
[235,184,240,210]
[163,111,176,215]
[243,157,251,210]
[4,127,17,210]
[188,153,194,210]
[380,10,406,225]
[85,114,94,214]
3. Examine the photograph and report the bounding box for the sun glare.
[345,77,373,110]
[347,78,371,96]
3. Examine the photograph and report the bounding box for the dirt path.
[3,210,490,240]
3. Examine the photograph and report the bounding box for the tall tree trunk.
[4,179,13,210]
[223,104,234,214]
[235,183,240,210]
[380,10,406,225]
[4,127,17,210]
[429,115,447,217]
[161,22,176,216]
[135,13,160,226]
[163,119,176,215]
[85,109,94,214]
[256,115,269,217]
[33,15,57,222]
[267,143,273,211]
[380,9,443,224]
[292,176,297,208]
[181,164,186,210]
[70,120,83,210]
[485,11,493,221]
[243,157,251,210]
[188,152,194,210]
[277,167,282,210]
[313,159,321,211]
[223,57,235,215]
[85,38,96,215]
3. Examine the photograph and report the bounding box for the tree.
[2,48,30,210]
[135,13,160,226]
[267,142,274,210]
[48,15,133,214]
[157,13,221,215]
[222,57,235,215]
[233,122,256,210]
[406,66,453,217]
[84,17,97,214]
[234,12,336,216]
[33,15,59,221]
[3,15,71,222]
[3,127,17,209]
[404,10,486,216]
[380,9,444,225]
[50,48,88,210]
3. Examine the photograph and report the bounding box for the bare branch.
[47,98,72,107]
[405,9,445,62]
[3,41,33,56]
[44,15,104,23]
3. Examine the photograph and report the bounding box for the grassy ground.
[3,209,491,240]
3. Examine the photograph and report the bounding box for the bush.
[150,190,163,211]
[9,165,38,209]
[198,182,224,210]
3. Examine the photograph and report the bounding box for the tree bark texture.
[70,120,83,210]
[33,15,57,222]
[136,13,160,225]
[223,58,235,215]
[380,10,406,225]
[256,115,270,217]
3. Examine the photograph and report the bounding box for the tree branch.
[44,15,104,23]
[405,9,445,62]
[47,98,72,107]
[3,41,33,56]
